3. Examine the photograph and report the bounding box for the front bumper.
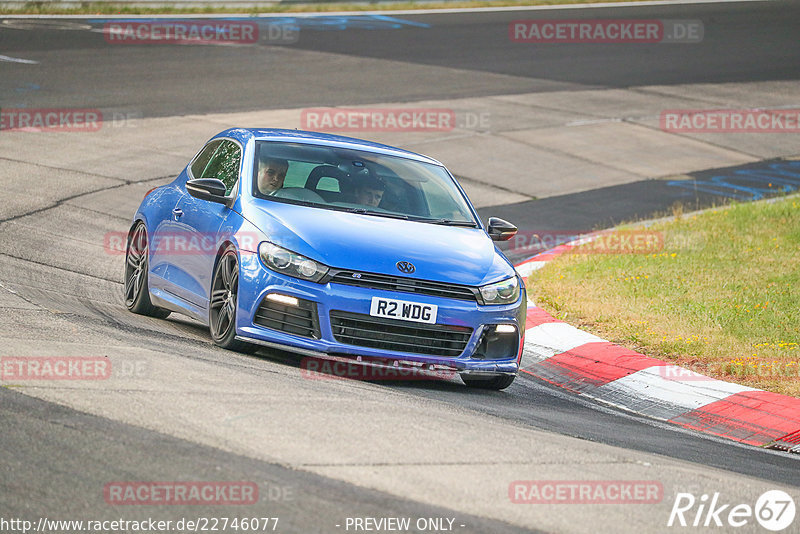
[235,252,525,375]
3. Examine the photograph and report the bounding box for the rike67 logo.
[668,490,796,531]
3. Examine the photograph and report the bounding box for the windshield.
[251,141,477,225]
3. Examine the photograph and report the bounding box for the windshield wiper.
[345,208,409,220]
[411,217,478,227]
[264,196,318,208]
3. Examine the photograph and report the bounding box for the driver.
[257,157,289,195]
[353,173,385,208]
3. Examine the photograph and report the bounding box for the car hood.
[244,200,515,287]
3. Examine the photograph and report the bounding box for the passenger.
[258,157,289,195]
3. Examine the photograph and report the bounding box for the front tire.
[124,223,170,319]
[209,245,252,352]
[461,374,516,390]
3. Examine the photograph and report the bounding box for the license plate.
[369,297,437,324]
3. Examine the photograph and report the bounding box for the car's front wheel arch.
[210,240,237,289]
[208,242,254,353]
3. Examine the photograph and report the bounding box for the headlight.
[258,242,329,283]
[478,276,520,305]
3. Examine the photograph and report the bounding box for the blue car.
[125,128,525,389]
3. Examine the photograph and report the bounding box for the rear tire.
[461,374,516,390]
[124,222,170,319]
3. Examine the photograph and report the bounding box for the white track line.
[0,54,38,64]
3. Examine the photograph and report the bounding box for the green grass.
[0,0,645,15]
[528,195,800,396]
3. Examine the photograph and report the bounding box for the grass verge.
[0,0,646,15]
[527,196,800,397]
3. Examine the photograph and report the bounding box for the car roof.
[213,128,443,166]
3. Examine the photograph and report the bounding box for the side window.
[199,140,242,195]
[190,140,222,179]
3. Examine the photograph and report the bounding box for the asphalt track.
[1,1,799,115]
[1,2,800,533]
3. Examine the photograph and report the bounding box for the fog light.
[472,324,520,360]
[265,293,299,307]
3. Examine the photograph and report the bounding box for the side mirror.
[487,217,517,242]
[187,178,228,205]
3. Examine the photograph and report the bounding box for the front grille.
[329,310,473,357]
[328,270,477,302]
[254,296,320,339]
